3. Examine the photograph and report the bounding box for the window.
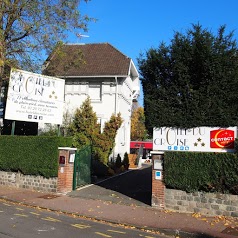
[88,84,101,101]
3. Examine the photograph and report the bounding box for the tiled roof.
[44,43,131,77]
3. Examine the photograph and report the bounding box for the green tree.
[115,154,122,168]
[71,97,123,164]
[138,24,238,134]
[130,107,147,141]
[122,152,129,166]
[0,0,94,87]
[71,97,100,149]
[95,113,123,164]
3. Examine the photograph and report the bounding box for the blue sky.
[69,0,238,106]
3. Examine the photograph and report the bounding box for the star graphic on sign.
[201,143,205,147]
[49,91,58,99]
[194,142,198,147]
[197,138,202,142]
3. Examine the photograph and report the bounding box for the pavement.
[0,175,238,238]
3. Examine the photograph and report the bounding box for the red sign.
[210,129,235,149]
[130,141,153,149]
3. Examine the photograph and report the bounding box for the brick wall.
[0,171,57,193]
[57,148,75,193]
[165,188,238,217]
[151,152,165,208]
[151,171,165,208]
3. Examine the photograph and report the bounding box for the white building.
[43,43,140,159]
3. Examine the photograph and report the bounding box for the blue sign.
[155,171,162,180]
[168,146,190,151]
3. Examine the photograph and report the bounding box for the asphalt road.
[69,165,152,207]
[0,199,165,238]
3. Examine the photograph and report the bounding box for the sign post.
[11,121,15,135]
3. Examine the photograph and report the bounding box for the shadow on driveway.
[68,165,152,207]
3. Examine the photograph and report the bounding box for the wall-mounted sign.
[155,171,162,180]
[69,153,75,163]
[5,68,65,124]
[153,159,163,170]
[153,127,237,153]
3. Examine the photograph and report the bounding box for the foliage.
[115,154,122,168]
[43,42,87,77]
[122,152,129,165]
[71,97,123,164]
[71,97,100,149]
[61,107,74,136]
[0,0,95,85]
[163,151,238,194]
[130,107,147,141]
[0,135,73,177]
[38,108,75,137]
[38,124,59,136]
[91,159,114,177]
[95,112,123,164]
[138,24,238,134]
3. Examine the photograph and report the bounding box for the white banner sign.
[5,69,65,124]
[153,127,237,153]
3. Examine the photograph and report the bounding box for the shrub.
[108,167,115,176]
[0,135,73,178]
[163,151,238,194]
[122,152,129,165]
[115,154,122,168]
[92,159,109,177]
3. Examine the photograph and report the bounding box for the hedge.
[163,151,238,194]
[0,136,73,178]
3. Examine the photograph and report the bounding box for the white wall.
[39,74,140,161]
[62,77,131,159]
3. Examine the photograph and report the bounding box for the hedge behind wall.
[0,136,73,178]
[163,151,238,195]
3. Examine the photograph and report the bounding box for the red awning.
[130,141,153,149]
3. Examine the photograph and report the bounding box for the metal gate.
[73,146,91,190]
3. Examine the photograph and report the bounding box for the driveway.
[68,165,152,207]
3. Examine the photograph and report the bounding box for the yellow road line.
[41,217,61,222]
[30,212,40,216]
[107,229,126,234]
[14,214,28,217]
[71,224,91,229]
[16,208,24,211]
[3,203,11,206]
[95,232,112,237]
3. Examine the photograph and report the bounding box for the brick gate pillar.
[57,147,77,193]
[151,151,165,209]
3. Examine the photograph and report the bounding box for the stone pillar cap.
[150,151,164,155]
[58,147,77,151]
